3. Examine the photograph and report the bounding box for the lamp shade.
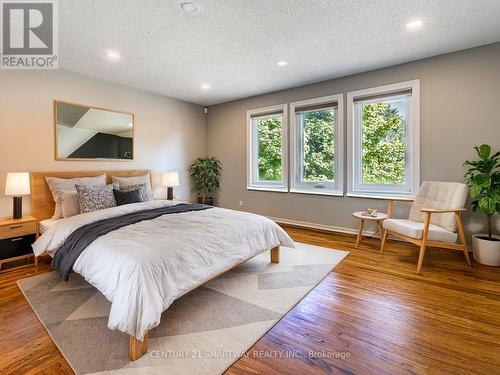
[162,172,179,187]
[5,172,31,196]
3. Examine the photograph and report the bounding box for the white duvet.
[32,200,294,340]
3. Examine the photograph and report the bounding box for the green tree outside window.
[361,100,406,185]
[302,110,335,182]
[257,116,282,181]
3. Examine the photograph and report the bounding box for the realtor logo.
[1,0,58,69]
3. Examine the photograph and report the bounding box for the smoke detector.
[180,1,200,14]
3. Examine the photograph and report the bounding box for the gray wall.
[0,70,207,218]
[206,43,500,237]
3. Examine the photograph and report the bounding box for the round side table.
[352,211,387,248]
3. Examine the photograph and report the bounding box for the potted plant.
[189,157,222,205]
[464,144,500,266]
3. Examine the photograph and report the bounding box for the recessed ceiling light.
[277,61,288,66]
[106,50,120,61]
[406,19,423,30]
[201,83,210,90]
[180,1,199,14]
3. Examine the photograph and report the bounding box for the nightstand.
[0,216,38,270]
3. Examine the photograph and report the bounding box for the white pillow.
[46,174,106,219]
[111,175,152,201]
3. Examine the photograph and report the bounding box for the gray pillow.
[112,175,152,201]
[76,184,117,214]
[118,183,148,202]
[113,188,142,206]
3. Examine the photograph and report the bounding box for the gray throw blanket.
[52,203,213,281]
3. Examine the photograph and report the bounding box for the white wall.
[0,69,207,218]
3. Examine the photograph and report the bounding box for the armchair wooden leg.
[270,246,280,263]
[130,332,148,361]
[380,229,388,254]
[417,213,431,275]
[417,243,427,275]
[456,213,472,267]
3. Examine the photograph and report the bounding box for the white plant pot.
[472,234,500,266]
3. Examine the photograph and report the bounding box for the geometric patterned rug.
[18,243,348,375]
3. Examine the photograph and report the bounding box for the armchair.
[380,181,472,274]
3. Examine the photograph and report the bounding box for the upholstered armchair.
[380,181,472,274]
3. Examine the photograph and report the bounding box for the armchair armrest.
[385,198,414,218]
[420,208,467,213]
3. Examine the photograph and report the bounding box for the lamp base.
[13,196,22,219]
[167,187,174,200]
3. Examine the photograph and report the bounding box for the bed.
[39,218,60,234]
[30,170,294,360]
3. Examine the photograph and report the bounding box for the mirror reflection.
[55,101,134,160]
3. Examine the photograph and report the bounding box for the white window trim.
[289,94,344,196]
[246,104,288,192]
[346,80,420,199]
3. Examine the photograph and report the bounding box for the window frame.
[289,94,344,196]
[246,104,288,192]
[346,80,420,199]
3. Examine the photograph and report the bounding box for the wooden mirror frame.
[54,100,135,161]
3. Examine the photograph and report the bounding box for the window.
[247,104,288,191]
[347,80,420,198]
[290,94,344,195]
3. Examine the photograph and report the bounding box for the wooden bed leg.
[129,332,148,361]
[270,246,280,263]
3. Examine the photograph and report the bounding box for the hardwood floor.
[1,226,499,374]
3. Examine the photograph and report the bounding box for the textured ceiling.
[60,0,500,105]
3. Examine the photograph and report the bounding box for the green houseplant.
[464,144,500,265]
[189,157,222,205]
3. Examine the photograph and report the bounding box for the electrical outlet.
[238,200,244,207]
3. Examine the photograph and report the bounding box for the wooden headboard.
[31,170,151,221]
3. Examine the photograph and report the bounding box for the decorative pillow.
[46,175,106,219]
[57,191,80,218]
[112,175,152,201]
[113,188,142,206]
[76,184,117,213]
[118,183,148,202]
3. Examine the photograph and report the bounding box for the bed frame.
[30,170,280,361]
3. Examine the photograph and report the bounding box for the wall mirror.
[55,101,134,160]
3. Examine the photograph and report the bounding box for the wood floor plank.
[0,226,499,374]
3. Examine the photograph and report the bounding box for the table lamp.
[162,172,179,200]
[5,172,31,219]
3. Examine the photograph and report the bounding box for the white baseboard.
[267,216,380,238]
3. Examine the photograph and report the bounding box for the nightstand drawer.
[0,234,36,260]
[0,222,37,240]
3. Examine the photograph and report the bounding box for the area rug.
[18,243,348,375]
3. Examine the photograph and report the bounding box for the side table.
[352,211,387,248]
